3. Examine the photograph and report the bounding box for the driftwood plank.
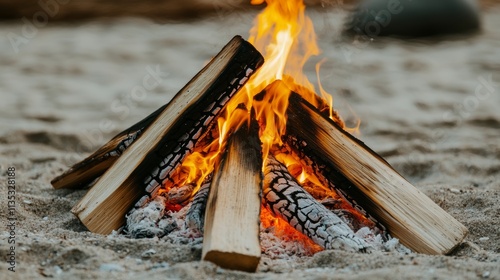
[202,119,262,272]
[285,91,468,254]
[71,35,264,234]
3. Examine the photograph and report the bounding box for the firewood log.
[263,154,370,252]
[71,35,264,234]
[202,119,262,272]
[285,91,468,254]
[279,138,388,236]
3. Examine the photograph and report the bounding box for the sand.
[0,5,499,280]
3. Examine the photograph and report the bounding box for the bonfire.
[52,0,467,272]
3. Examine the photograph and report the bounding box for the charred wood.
[185,174,212,233]
[263,155,370,252]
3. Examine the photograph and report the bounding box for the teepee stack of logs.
[52,36,468,273]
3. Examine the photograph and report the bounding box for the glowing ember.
[260,206,323,256]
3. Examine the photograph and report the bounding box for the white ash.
[354,227,411,254]
[161,202,203,246]
[126,196,172,238]
[260,226,319,260]
[126,198,410,259]
[125,197,203,245]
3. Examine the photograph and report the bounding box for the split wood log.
[51,104,165,189]
[71,35,264,234]
[202,120,262,272]
[263,155,370,252]
[285,92,468,254]
[277,140,389,236]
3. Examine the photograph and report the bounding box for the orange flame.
[261,206,323,254]
[158,0,370,250]
[163,0,348,206]
[228,0,329,163]
[166,0,332,193]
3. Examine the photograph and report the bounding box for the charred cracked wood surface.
[202,119,262,272]
[130,112,223,212]
[185,174,212,233]
[279,138,389,238]
[51,104,166,189]
[285,92,468,254]
[71,36,264,234]
[263,155,370,252]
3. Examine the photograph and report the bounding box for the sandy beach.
[0,4,499,279]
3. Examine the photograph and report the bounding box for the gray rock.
[343,0,481,38]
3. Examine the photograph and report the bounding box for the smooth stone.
[343,0,481,38]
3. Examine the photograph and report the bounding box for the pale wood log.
[71,35,264,234]
[202,120,262,272]
[285,92,468,254]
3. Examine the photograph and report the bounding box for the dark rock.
[343,0,481,39]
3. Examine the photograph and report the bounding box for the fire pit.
[52,0,468,273]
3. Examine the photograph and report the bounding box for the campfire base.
[52,28,468,272]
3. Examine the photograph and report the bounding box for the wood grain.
[202,120,262,272]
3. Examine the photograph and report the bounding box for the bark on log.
[202,119,262,272]
[263,154,370,252]
[71,35,264,234]
[285,92,468,254]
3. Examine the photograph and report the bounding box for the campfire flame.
[159,0,368,250]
